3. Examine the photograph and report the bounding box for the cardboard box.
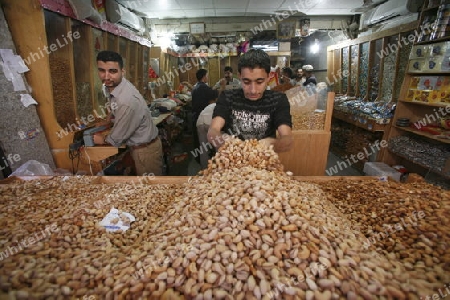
[363,162,402,182]
[278,42,291,52]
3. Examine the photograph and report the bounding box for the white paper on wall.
[0,49,29,91]
[20,94,38,107]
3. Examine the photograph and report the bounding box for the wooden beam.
[1,0,75,170]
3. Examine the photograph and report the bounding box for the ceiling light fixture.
[310,39,319,54]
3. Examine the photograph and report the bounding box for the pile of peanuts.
[0,138,448,299]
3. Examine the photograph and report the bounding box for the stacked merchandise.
[405,45,450,103]
[331,120,384,171]
[417,2,450,42]
[388,135,450,177]
[334,96,396,125]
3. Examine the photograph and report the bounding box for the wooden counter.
[0,175,380,185]
[278,92,334,176]
[0,174,446,299]
[152,112,173,126]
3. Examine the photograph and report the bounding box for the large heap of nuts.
[0,138,448,299]
[316,179,450,289]
[291,110,326,130]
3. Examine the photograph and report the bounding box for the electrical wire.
[69,147,81,175]
[82,147,94,176]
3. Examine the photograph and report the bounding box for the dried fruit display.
[0,138,449,299]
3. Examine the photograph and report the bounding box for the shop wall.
[0,7,54,178]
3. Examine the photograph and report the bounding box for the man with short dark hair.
[207,49,293,152]
[191,69,224,156]
[213,66,240,90]
[295,67,306,85]
[272,67,294,92]
[93,50,163,176]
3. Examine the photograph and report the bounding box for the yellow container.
[429,90,441,103]
[413,90,422,102]
[440,90,450,103]
[419,90,430,102]
[405,89,415,101]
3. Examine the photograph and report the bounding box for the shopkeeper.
[212,66,241,90]
[302,64,317,86]
[93,50,163,176]
[207,49,293,152]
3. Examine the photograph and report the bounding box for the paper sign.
[0,49,29,91]
[20,94,38,107]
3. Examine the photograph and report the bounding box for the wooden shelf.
[163,49,291,58]
[394,125,450,144]
[399,99,450,108]
[422,6,440,12]
[381,0,450,180]
[407,71,450,75]
[415,36,450,45]
[332,109,390,132]
[267,51,291,56]
[164,49,238,57]
[387,149,450,179]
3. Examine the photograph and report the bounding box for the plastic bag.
[9,160,55,177]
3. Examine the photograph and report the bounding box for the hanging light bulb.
[311,39,319,54]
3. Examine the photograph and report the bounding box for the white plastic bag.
[9,160,55,177]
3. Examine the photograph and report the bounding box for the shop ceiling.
[117,0,363,19]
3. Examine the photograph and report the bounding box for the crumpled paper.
[99,207,135,232]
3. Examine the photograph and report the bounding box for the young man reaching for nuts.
[207,49,293,153]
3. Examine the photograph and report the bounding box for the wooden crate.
[278,92,334,176]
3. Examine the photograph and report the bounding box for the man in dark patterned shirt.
[207,49,293,152]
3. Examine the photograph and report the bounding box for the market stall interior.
[3,0,449,187]
[1,0,450,298]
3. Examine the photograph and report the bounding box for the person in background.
[295,67,306,85]
[213,66,241,90]
[207,49,293,152]
[180,81,194,91]
[196,101,217,169]
[191,69,224,157]
[93,50,163,176]
[272,67,294,92]
[302,64,317,86]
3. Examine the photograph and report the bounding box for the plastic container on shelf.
[440,90,450,102]
[408,59,425,72]
[426,58,443,71]
[429,90,441,102]
[405,89,416,100]
[363,162,402,182]
[430,42,446,56]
